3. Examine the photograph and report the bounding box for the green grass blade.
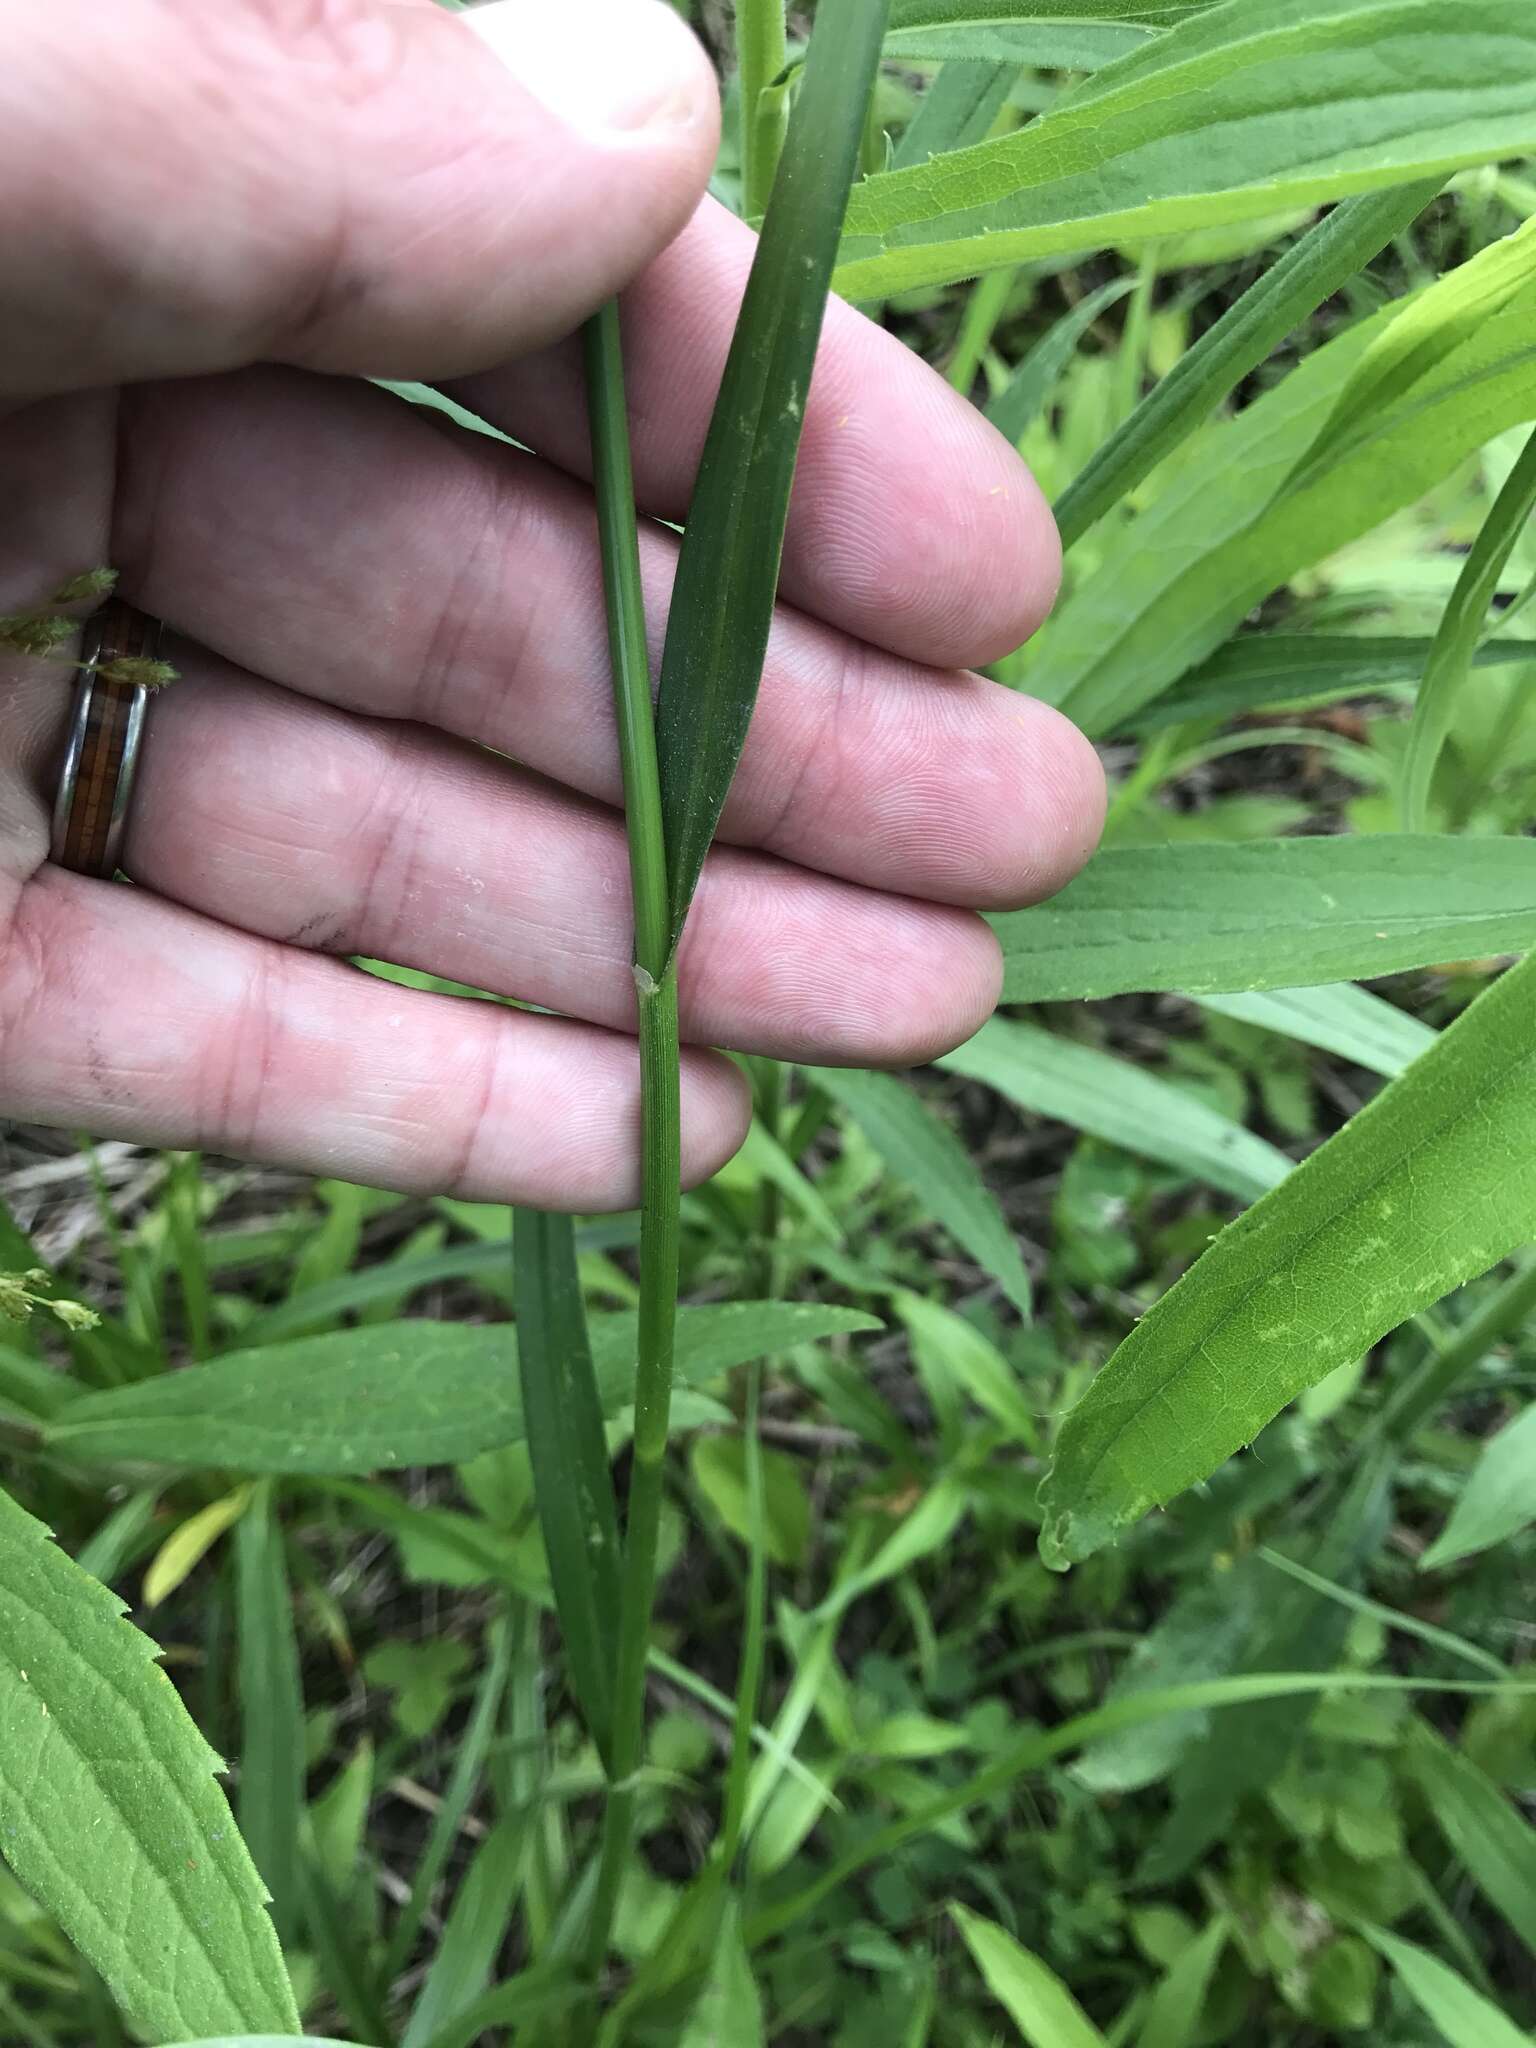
[1131,629,1536,736]
[1055,180,1442,548]
[234,1482,304,1947]
[984,277,1135,445]
[401,1817,528,2048]
[1379,1256,1536,1448]
[383,1613,514,1984]
[294,1846,394,2048]
[891,60,1015,170]
[939,1017,1291,1203]
[1135,1917,1227,2048]
[1359,1926,1531,2048]
[511,1210,621,1767]
[654,0,892,954]
[989,836,1536,1003]
[1037,949,1536,1566]
[811,1066,1032,1317]
[1404,1718,1536,1963]
[1195,986,1436,1080]
[1401,423,1536,829]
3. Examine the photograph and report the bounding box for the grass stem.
[579,304,682,1983]
[736,0,788,221]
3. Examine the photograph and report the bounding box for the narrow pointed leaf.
[990,837,1536,1003]
[43,1302,881,1473]
[513,1210,624,1763]
[951,1904,1107,2047]
[1401,424,1536,828]
[1359,1926,1531,2048]
[1038,950,1536,1566]
[1195,986,1435,1079]
[1132,630,1536,736]
[235,1484,304,1947]
[1030,218,1536,736]
[1420,1402,1536,1569]
[837,0,1536,301]
[939,1016,1290,1202]
[885,19,1153,66]
[1404,1719,1536,1963]
[655,0,891,952]
[891,60,1016,171]
[812,1066,1032,1316]
[1055,179,1442,549]
[0,1486,298,2041]
[984,277,1136,445]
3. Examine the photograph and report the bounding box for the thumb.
[0,0,719,397]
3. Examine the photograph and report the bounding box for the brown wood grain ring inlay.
[51,598,161,879]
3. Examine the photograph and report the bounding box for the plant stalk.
[736,0,788,221]
[1376,1254,1536,1446]
[578,301,682,1982]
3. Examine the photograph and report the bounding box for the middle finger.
[115,366,1103,914]
[125,656,1005,1066]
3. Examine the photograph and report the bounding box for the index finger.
[448,197,1062,672]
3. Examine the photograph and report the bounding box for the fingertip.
[786,311,1063,670]
[679,1048,753,1187]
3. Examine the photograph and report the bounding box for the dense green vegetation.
[3,2,1536,2042]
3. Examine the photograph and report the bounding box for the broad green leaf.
[939,1017,1290,1202]
[166,2042,354,2047]
[1057,180,1442,549]
[1136,1916,1227,2048]
[1359,1926,1532,2048]
[889,0,1208,23]
[950,1904,1107,2047]
[1421,1403,1536,1569]
[143,1484,253,1608]
[885,20,1152,66]
[1037,950,1536,1566]
[235,1483,304,1945]
[1404,1719,1536,1963]
[1196,986,1435,1080]
[835,1,1536,301]
[0,1486,297,2041]
[811,1066,1033,1316]
[0,1344,80,1423]
[1402,425,1536,828]
[1132,630,1536,735]
[990,837,1536,1002]
[512,1209,621,1765]
[691,1436,811,1566]
[1031,219,1536,735]
[43,1303,881,1473]
[655,0,890,951]
[984,277,1136,446]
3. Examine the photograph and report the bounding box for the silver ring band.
[49,599,161,878]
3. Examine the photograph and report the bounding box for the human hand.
[0,0,1103,1210]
